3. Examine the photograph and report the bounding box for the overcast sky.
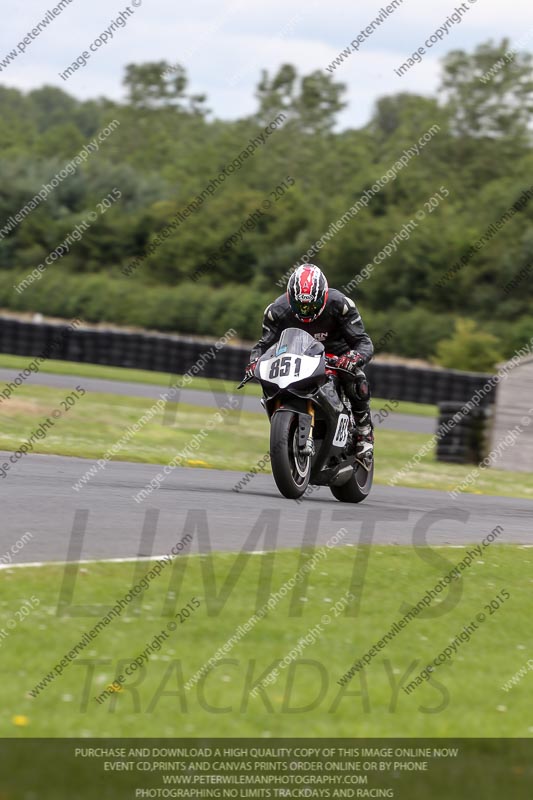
[0,0,530,128]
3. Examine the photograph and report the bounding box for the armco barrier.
[0,316,496,407]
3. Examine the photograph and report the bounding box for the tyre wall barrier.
[0,316,496,408]
[436,401,491,464]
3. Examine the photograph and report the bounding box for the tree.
[440,40,533,140]
[123,62,207,114]
[255,64,346,133]
[295,70,346,134]
[434,318,503,371]
[369,93,442,140]
[28,86,79,131]
[255,63,297,122]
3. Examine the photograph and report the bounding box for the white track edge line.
[0,551,270,569]
[1,544,531,570]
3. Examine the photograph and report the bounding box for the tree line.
[0,42,532,369]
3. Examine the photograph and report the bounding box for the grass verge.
[1,545,531,737]
[0,383,531,498]
[0,353,437,417]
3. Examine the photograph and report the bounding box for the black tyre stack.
[365,363,495,407]
[436,402,491,464]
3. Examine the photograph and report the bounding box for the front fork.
[267,397,315,456]
[300,401,315,456]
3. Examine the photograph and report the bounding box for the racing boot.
[348,410,374,458]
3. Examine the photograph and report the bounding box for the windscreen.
[271,327,324,357]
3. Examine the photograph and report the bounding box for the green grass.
[0,352,182,388]
[0,352,437,417]
[2,545,532,737]
[0,383,531,498]
[0,384,261,470]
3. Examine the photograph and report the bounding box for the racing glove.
[332,352,366,375]
[244,359,259,381]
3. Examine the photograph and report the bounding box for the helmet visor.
[289,296,324,319]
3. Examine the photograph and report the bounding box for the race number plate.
[332,413,350,447]
[259,353,319,390]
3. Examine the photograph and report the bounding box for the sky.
[0,0,531,129]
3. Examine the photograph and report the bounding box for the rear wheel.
[270,411,311,499]
[330,458,373,503]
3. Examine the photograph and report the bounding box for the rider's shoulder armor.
[326,288,356,318]
[269,293,292,321]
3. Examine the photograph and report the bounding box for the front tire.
[330,459,374,503]
[270,411,311,499]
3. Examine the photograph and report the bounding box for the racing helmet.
[287,264,329,323]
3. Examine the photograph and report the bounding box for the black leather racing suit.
[250,288,374,421]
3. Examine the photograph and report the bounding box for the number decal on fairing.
[269,356,302,380]
[333,414,350,447]
[259,353,319,388]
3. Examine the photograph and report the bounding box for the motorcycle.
[238,327,373,503]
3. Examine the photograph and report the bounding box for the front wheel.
[330,459,374,503]
[270,411,311,499]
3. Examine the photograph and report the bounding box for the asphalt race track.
[2,453,531,568]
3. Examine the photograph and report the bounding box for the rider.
[246,264,374,457]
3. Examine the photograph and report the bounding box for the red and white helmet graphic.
[287,264,329,322]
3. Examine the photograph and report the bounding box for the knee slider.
[354,376,370,401]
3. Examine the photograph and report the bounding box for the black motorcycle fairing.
[257,328,328,399]
[253,328,366,492]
